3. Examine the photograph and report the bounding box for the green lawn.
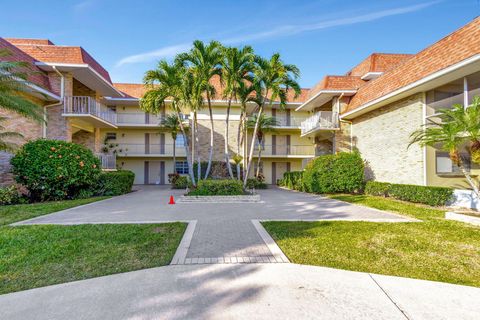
[0,197,110,226]
[0,198,186,294]
[263,194,480,287]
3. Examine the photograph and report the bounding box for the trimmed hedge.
[11,139,101,201]
[365,181,453,206]
[280,171,304,190]
[246,178,267,189]
[96,170,135,196]
[188,179,244,196]
[302,152,364,194]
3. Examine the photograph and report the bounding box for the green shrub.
[173,176,190,189]
[281,171,304,190]
[364,181,453,206]
[96,170,135,196]
[246,178,267,189]
[0,186,26,205]
[303,152,364,194]
[188,179,244,196]
[364,181,391,197]
[11,139,101,201]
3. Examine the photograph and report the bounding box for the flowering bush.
[11,139,101,201]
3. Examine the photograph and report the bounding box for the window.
[175,161,189,174]
[175,134,186,147]
[435,151,470,175]
[105,132,116,140]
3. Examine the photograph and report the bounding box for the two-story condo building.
[1,17,480,192]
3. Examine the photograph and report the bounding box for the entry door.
[147,161,165,184]
[272,162,290,184]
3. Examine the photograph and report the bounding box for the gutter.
[43,66,65,138]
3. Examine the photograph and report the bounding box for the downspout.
[43,66,65,138]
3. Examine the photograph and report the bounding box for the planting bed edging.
[445,211,480,226]
[177,194,261,203]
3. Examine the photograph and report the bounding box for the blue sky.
[1,0,479,87]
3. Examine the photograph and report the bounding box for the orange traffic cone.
[169,195,175,205]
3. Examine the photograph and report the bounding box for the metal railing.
[300,111,339,135]
[117,113,164,125]
[96,154,116,169]
[273,116,307,127]
[253,144,315,156]
[116,143,187,156]
[63,96,117,124]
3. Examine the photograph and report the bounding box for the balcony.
[96,154,116,170]
[116,113,190,128]
[254,144,315,158]
[272,116,307,128]
[116,143,187,157]
[117,113,164,127]
[300,111,339,136]
[63,96,117,128]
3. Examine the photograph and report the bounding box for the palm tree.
[162,114,181,173]
[247,114,278,177]
[220,45,254,178]
[236,81,258,179]
[176,40,222,180]
[243,53,301,188]
[410,97,480,197]
[141,60,197,186]
[0,49,44,151]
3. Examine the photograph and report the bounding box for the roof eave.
[341,53,480,120]
[295,90,357,112]
[35,62,124,98]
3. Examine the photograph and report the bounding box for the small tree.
[162,113,182,173]
[410,97,480,197]
[247,114,278,177]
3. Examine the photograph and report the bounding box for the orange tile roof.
[5,38,54,46]
[0,37,52,94]
[346,17,480,113]
[347,53,412,77]
[114,75,309,103]
[5,39,112,83]
[307,76,365,100]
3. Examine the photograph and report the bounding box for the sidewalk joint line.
[368,274,410,320]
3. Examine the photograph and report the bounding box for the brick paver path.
[15,186,412,264]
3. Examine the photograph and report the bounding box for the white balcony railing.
[116,143,187,156]
[273,116,307,127]
[64,96,117,124]
[300,111,339,135]
[96,153,116,169]
[117,113,164,125]
[254,144,315,156]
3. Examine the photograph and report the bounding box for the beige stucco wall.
[351,93,425,185]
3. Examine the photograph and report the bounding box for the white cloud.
[73,0,95,13]
[115,1,439,67]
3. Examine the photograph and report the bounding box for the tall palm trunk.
[255,138,263,177]
[173,138,176,174]
[204,93,214,179]
[236,110,244,180]
[225,93,234,179]
[193,111,201,182]
[174,108,195,186]
[244,104,264,188]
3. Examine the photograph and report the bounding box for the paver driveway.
[15,186,411,263]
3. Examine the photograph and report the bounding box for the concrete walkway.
[14,186,413,264]
[1,264,479,320]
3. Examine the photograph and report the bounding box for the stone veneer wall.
[195,119,241,162]
[46,72,73,141]
[351,93,424,185]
